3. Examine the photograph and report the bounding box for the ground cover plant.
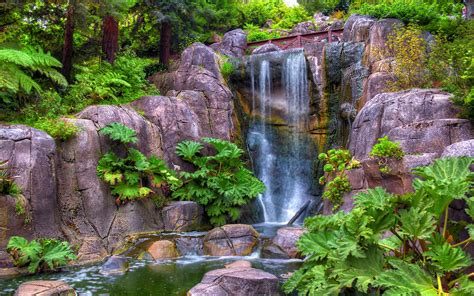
[284,157,474,295]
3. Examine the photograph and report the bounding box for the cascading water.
[247,49,315,224]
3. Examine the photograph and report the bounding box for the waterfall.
[247,49,314,224]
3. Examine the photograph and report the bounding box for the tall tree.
[62,0,76,82]
[102,14,119,64]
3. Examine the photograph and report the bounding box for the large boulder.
[162,201,204,232]
[290,21,317,35]
[263,227,305,259]
[15,280,75,296]
[343,14,375,43]
[203,224,259,256]
[211,29,247,58]
[442,140,474,158]
[0,125,61,247]
[188,267,279,296]
[99,256,130,275]
[252,43,281,55]
[57,105,164,255]
[349,89,471,159]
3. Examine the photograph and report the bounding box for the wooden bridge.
[247,29,344,52]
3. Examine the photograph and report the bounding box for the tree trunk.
[61,0,75,83]
[102,15,119,64]
[159,20,171,67]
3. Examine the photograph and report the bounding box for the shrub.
[273,5,311,29]
[245,24,281,42]
[284,157,474,295]
[370,136,405,173]
[7,236,76,274]
[385,24,429,91]
[30,118,79,141]
[172,138,266,226]
[97,123,180,204]
[220,60,234,80]
[67,51,159,104]
[318,149,360,210]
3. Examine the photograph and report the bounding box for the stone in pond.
[224,260,252,269]
[147,240,180,260]
[188,267,279,296]
[15,280,75,296]
[99,256,130,275]
[263,227,305,259]
[203,224,259,256]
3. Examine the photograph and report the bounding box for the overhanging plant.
[284,157,474,295]
[172,137,266,226]
[97,122,181,205]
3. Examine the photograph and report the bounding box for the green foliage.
[7,236,76,274]
[67,52,159,104]
[30,118,79,141]
[220,60,234,80]
[318,149,360,209]
[0,46,67,104]
[370,136,405,173]
[245,23,282,42]
[350,0,463,35]
[298,0,350,15]
[172,138,266,226]
[284,157,474,295]
[97,123,180,203]
[0,161,21,197]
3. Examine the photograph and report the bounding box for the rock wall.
[0,42,235,261]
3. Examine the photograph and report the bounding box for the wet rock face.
[147,240,180,260]
[188,267,279,296]
[211,29,247,58]
[99,256,130,275]
[162,201,204,232]
[15,280,75,296]
[349,89,471,159]
[0,125,61,246]
[262,227,305,259]
[203,224,259,256]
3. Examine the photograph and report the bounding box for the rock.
[349,89,469,159]
[99,256,130,275]
[147,240,180,260]
[162,201,204,232]
[175,236,204,256]
[188,267,279,296]
[179,43,223,79]
[343,14,375,42]
[290,21,316,35]
[0,125,61,247]
[403,153,438,169]
[367,19,404,64]
[387,119,472,155]
[213,29,247,58]
[330,20,344,30]
[252,43,281,55]
[358,72,396,109]
[15,280,76,296]
[225,260,252,269]
[263,227,305,259]
[76,237,108,264]
[203,224,259,256]
[361,158,414,195]
[57,106,164,253]
[442,140,474,158]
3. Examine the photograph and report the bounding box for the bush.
[284,157,474,295]
[318,149,360,209]
[370,136,405,173]
[172,138,266,226]
[67,51,159,105]
[30,118,79,141]
[220,60,234,80]
[349,0,463,35]
[7,236,76,274]
[97,123,180,204]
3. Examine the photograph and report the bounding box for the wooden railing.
[247,29,344,52]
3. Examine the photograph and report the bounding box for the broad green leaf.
[100,122,138,144]
[398,206,435,240]
[424,241,471,273]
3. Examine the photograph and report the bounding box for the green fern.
[100,122,138,144]
[173,138,265,226]
[0,46,67,97]
[7,236,76,274]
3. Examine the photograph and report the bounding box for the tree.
[62,0,75,82]
[102,14,119,64]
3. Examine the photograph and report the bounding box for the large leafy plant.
[97,122,180,204]
[172,138,266,226]
[7,236,76,274]
[318,149,360,210]
[284,157,474,295]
